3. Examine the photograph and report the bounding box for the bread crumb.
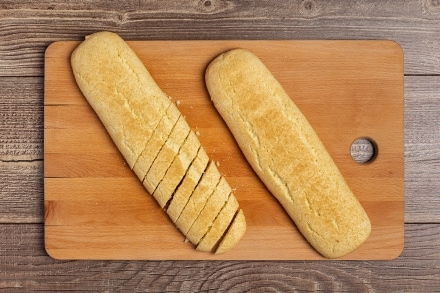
[216,161,220,167]
[176,100,181,105]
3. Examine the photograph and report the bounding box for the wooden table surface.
[1,1,439,291]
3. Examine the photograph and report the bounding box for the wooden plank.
[0,0,439,77]
[404,76,440,223]
[0,161,43,223]
[1,76,439,224]
[44,40,404,260]
[0,77,43,161]
[0,77,44,223]
[0,223,439,292]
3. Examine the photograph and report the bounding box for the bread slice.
[167,147,209,222]
[153,131,200,208]
[71,31,246,254]
[186,176,231,244]
[175,161,221,235]
[144,115,191,197]
[132,104,181,184]
[205,48,371,258]
[196,193,238,252]
[215,209,246,254]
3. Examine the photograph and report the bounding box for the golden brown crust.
[71,32,246,254]
[205,48,370,258]
[167,147,210,223]
[196,193,239,252]
[132,103,181,184]
[186,176,231,244]
[215,209,246,255]
[175,161,221,235]
[144,115,191,198]
[153,131,201,208]
[71,31,171,168]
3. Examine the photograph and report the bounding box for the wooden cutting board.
[44,40,404,260]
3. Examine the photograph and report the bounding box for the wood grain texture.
[2,76,438,225]
[1,224,439,292]
[4,76,439,225]
[0,0,439,76]
[0,77,43,161]
[405,76,440,223]
[0,0,439,290]
[0,77,44,223]
[44,40,404,260]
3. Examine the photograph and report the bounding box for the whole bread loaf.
[205,48,371,258]
[70,31,246,254]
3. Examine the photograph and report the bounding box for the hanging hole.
[350,137,377,164]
